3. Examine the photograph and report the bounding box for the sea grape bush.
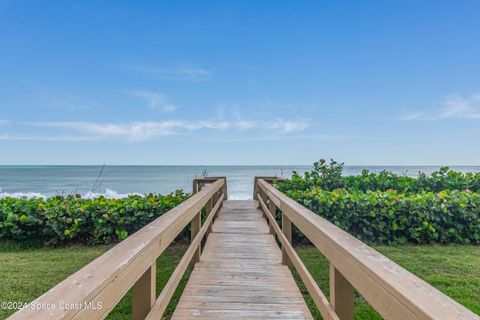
[281,159,480,193]
[0,191,189,245]
[281,187,480,245]
[278,159,480,245]
[344,168,480,193]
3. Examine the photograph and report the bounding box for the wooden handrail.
[256,177,480,320]
[192,176,228,200]
[253,176,283,199]
[9,178,226,320]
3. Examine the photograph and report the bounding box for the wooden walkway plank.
[171,200,313,320]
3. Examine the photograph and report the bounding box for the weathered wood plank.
[173,308,310,319]
[171,200,313,320]
[172,301,311,311]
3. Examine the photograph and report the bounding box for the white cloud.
[20,118,309,142]
[0,133,97,141]
[122,65,210,81]
[228,118,309,132]
[289,133,366,140]
[208,133,361,143]
[402,92,480,121]
[233,120,256,129]
[266,118,309,133]
[129,90,177,112]
[33,120,206,141]
[0,120,10,126]
[400,112,423,121]
[436,93,480,119]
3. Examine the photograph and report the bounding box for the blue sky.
[1,0,479,165]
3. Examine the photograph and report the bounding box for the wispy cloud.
[32,120,228,141]
[289,133,368,140]
[266,118,309,133]
[400,112,423,121]
[402,92,480,121]
[208,133,363,143]
[128,90,177,112]
[121,64,210,81]
[17,117,309,142]
[0,120,10,126]
[0,133,97,141]
[0,116,369,143]
[436,93,480,119]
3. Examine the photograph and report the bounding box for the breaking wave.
[0,188,141,199]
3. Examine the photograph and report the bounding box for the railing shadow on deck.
[8,177,227,320]
[255,177,480,320]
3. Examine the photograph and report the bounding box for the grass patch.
[294,244,480,319]
[0,242,189,319]
[1,242,478,319]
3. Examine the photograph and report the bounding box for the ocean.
[1,165,479,200]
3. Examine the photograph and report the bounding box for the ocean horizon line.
[1,164,480,167]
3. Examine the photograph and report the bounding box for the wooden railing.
[9,177,227,320]
[255,177,480,320]
[193,176,228,199]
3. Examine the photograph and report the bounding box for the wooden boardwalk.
[12,178,478,320]
[171,200,313,319]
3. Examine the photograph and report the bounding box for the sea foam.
[0,188,141,199]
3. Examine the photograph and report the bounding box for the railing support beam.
[261,191,268,219]
[132,264,156,320]
[191,211,201,263]
[219,189,224,208]
[268,201,276,234]
[206,197,213,235]
[330,264,354,320]
[281,212,292,266]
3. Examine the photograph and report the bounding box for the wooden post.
[132,264,156,320]
[206,197,213,235]
[212,192,218,220]
[330,264,354,320]
[222,180,228,201]
[214,190,219,204]
[191,211,201,263]
[260,191,268,219]
[218,189,224,209]
[282,212,292,265]
[269,202,277,234]
[261,190,268,205]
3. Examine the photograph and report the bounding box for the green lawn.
[0,242,189,320]
[295,245,480,319]
[0,243,478,320]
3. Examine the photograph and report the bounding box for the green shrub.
[287,188,480,244]
[343,167,480,193]
[282,159,480,193]
[278,160,480,245]
[0,191,189,245]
